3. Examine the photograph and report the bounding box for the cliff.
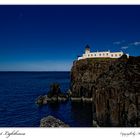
[70,56,140,126]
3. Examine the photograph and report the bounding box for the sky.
[0,5,140,71]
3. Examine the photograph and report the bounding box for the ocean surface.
[0,72,92,127]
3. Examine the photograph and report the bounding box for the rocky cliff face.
[70,56,140,126]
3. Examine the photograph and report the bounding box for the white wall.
[78,51,129,60]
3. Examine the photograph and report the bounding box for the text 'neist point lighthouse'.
[78,45,129,60]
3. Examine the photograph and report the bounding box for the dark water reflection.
[37,101,93,127]
[0,72,93,127]
[71,102,93,127]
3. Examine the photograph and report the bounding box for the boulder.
[40,115,69,127]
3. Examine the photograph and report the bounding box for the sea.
[0,72,92,127]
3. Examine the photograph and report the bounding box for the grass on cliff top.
[76,58,117,65]
[85,58,117,61]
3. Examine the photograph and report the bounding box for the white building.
[78,45,129,60]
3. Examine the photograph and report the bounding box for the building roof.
[85,44,90,49]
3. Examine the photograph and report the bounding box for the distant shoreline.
[0,71,70,73]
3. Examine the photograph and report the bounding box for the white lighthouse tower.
[85,45,90,54]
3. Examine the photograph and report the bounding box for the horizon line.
[0,71,70,72]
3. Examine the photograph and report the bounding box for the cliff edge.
[70,56,140,126]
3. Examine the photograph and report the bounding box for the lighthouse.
[77,45,129,60]
[85,45,91,54]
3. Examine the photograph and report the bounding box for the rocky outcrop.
[40,115,69,127]
[71,58,116,98]
[70,56,140,127]
[36,83,68,105]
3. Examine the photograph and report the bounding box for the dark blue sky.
[0,5,140,71]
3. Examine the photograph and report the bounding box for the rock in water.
[36,95,45,105]
[40,116,69,127]
[36,83,68,105]
[93,120,99,127]
[47,83,62,97]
